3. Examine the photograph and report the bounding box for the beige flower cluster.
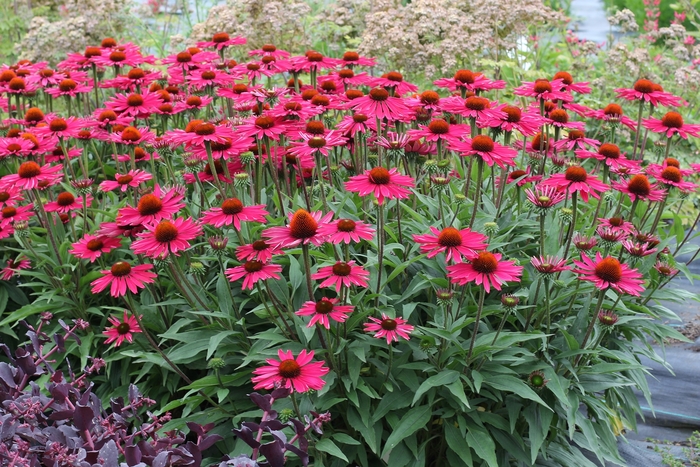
[188,0,313,51]
[357,0,566,78]
[15,0,134,63]
[607,9,638,34]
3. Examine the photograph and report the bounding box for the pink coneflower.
[0,186,24,208]
[349,87,411,121]
[612,174,666,205]
[646,165,698,192]
[505,167,542,186]
[70,234,121,262]
[363,314,414,344]
[105,91,163,118]
[251,349,329,392]
[173,95,215,113]
[32,116,84,139]
[111,126,156,146]
[450,135,517,169]
[0,137,35,159]
[514,79,572,102]
[104,311,142,347]
[539,166,610,202]
[335,113,380,137]
[90,108,134,129]
[0,257,31,280]
[345,167,414,205]
[131,217,202,259]
[370,71,418,96]
[91,261,157,297]
[197,32,246,50]
[413,226,488,263]
[99,170,152,192]
[236,240,284,263]
[0,204,34,227]
[480,104,542,136]
[201,198,268,230]
[575,143,638,172]
[312,261,370,290]
[167,122,236,148]
[615,79,681,107]
[287,131,347,159]
[44,191,91,214]
[268,98,321,121]
[654,261,678,277]
[531,255,570,276]
[337,50,376,68]
[191,136,252,161]
[621,239,658,258]
[545,108,584,131]
[587,103,638,131]
[552,71,590,94]
[643,111,700,139]
[525,184,566,212]
[296,297,354,329]
[289,51,338,73]
[552,129,600,151]
[573,253,644,296]
[117,185,186,226]
[406,119,467,145]
[598,216,635,235]
[0,161,62,190]
[249,44,291,59]
[439,95,501,122]
[263,209,332,248]
[225,260,282,290]
[316,218,375,244]
[572,233,598,251]
[447,251,523,293]
[596,226,627,245]
[433,69,505,93]
[0,223,14,240]
[45,78,92,98]
[237,114,288,141]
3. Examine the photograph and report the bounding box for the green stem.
[466,287,486,362]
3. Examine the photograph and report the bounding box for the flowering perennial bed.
[0,34,695,466]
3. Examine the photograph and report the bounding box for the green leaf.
[412,370,459,406]
[486,375,551,409]
[445,423,472,467]
[524,404,554,463]
[464,420,498,467]
[315,438,348,462]
[381,405,431,458]
[446,380,470,409]
[206,330,237,359]
[332,433,361,446]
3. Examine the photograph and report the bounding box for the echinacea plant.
[0,27,697,467]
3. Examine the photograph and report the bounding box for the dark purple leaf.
[198,434,223,451]
[48,410,76,421]
[285,444,309,466]
[249,393,272,412]
[73,403,95,431]
[152,452,170,467]
[128,384,141,404]
[125,445,142,466]
[232,426,260,449]
[259,440,285,467]
[53,333,66,353]
[0,414,16,441]
[270,388,290,400]
[0,362,17,389]
[261,420,285,431]
[289,419,305,435]
[98,440,118,467]
[15,347,36,377]
[187,421,205,437]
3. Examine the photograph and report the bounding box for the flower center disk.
[471,251,498,274]
[332,262,352,276]
[278,359,301,379]
[289,209,318,239]
[138,194,163,216]
[111,261,132,277]
[594,257,623,283]
[154,221,179,243]
[369,167,391,185]
[438,227,462,247]
[565,166,587,182]
[221,198,243,215]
